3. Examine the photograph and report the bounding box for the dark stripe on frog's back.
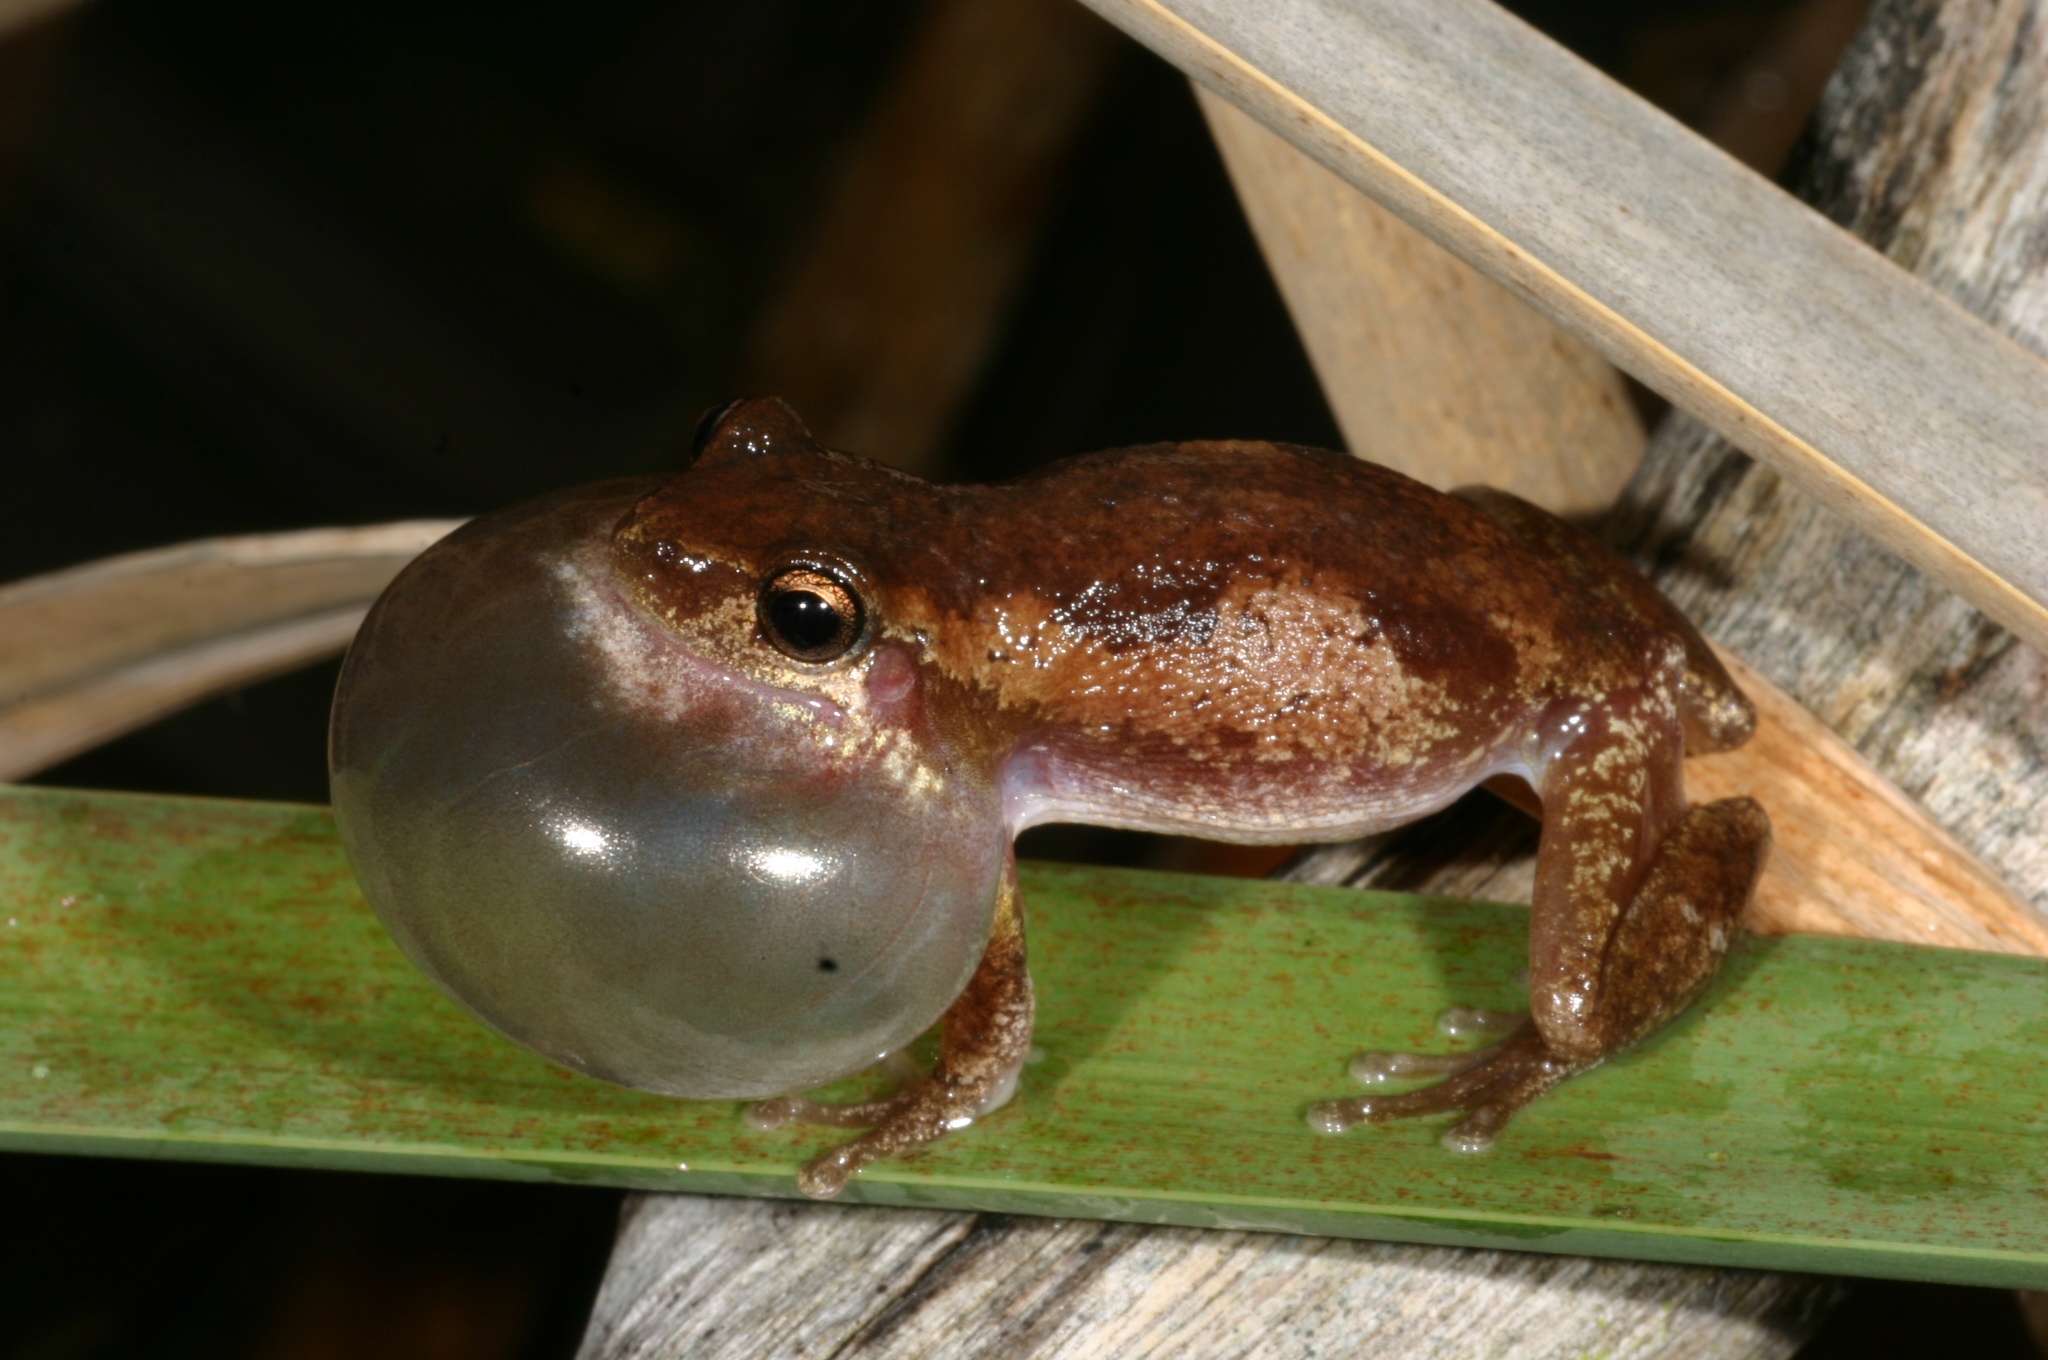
[945,441,1613,692]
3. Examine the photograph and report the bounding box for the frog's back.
[936,439,1647,705]
[919,440,1655,841]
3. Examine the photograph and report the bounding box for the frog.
[328,397,1769,1199]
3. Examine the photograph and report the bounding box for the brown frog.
[328,397,1769,1198]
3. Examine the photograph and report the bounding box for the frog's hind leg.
[1311,700,1770,1151]
[1452,486,1755,754]
[748,859,1035,1198]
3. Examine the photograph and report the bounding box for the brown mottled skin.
[617,399,1770,1195]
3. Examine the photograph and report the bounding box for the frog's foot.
[1312,792,1772,1154]
[752,866,1035,1200]
[1307,1019,1590,1153]
[767,1048,1029,1198]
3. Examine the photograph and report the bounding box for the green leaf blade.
[5,785,2047,1286]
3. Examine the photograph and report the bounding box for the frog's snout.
[327,481,1005,1101]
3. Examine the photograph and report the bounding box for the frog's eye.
[760,567,864,663]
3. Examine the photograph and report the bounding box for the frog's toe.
[1311,1021,1585,1149]
[1442,1102,1515,1154]
[1347,1045,1491,1086]
[1436,1005,1524,1039]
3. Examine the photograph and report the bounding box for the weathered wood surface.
[0,522,460,780]
[742,0,1120,476]
[578,1196,1836,1360]
[1071,0,2048,661]
[1198,87,1645,519]
[0,604,367,783]
[1607,0,2048,921]
[0,522,458,705]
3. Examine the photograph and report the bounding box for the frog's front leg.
[1310,692,1770,1151]
[750,858,1035,1198]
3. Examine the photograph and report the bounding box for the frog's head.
[328,401,1007,1100]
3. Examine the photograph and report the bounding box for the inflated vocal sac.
[328,480,1006,1100]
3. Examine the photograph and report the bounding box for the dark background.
[0,0,2034,1355]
